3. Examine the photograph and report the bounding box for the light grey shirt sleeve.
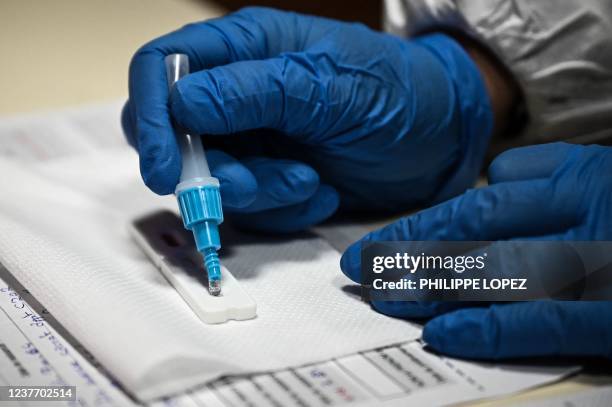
[383,0,612,149]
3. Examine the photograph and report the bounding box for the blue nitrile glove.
[341,142,612,360]
[122,7,492,233]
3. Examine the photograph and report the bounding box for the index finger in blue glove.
[127,7,322,194]
[229,157,321,213]
[423,301,612,359]
[229,184,340,233]
[167,47,382,138]
[488,142,573,185]
[340,179,580,284]
[206,149,257,209]
[121,100,137,149]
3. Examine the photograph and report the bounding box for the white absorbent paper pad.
[0,149,422,401]
[0,268,579,407]
[0,103,580,405]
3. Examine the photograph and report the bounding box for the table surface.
[0,0,609,405]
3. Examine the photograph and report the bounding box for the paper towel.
[0,150,421,401]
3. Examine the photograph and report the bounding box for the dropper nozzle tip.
[202,247,222,296]
[209,279,221,296]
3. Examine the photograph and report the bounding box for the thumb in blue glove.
[341,142,612,360]
[122,7,494,233]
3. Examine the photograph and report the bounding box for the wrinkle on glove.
[123,7,493,234]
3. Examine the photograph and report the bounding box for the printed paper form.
[1,263,576,407]
[0,269,133,406]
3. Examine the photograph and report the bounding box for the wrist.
[454,35,520,140]
[412,33,495,202]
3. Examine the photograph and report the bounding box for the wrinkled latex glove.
[341,142,612,360]
[122,7,492,233]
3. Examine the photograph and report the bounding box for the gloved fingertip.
[423,308,497,359]
[208,150,258,209]
[488,142,574,184]
[340,240,362,283]
[219,178,257,209]
[140,158,181,196]
[121,100,137,149]
[316,184,340,213]
[281,163,320,202]
[138,135,182,195]
[340,217,410,283]
[422,318,444,350]
[228,183,339,233]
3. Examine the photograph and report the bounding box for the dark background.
[213,0,383,29]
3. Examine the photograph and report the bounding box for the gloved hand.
[122,7,493,233]
[341,142,612,360]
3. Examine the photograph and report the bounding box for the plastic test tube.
[165,53,223,296]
